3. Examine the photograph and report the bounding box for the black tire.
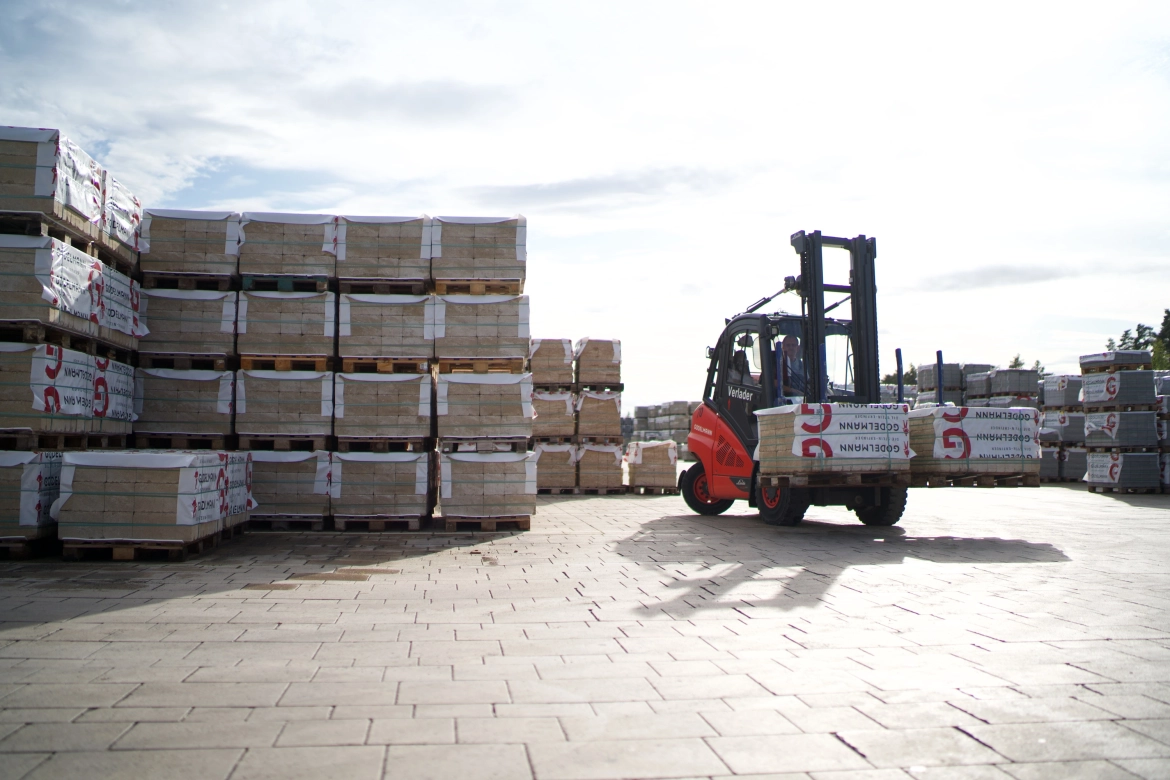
[855,486,908,526]
[757,482,806,526]
[680,464,734,516]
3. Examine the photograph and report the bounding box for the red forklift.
[680,230,908,527]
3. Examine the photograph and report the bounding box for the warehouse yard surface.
[1,489,1169,779]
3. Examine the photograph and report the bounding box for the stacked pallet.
[908,406,1042,487]
[1038,375,1085,483]
[627,440,678,494]
[915,363,963,407]
[1079,351,1160,494]
[756,403,912,478]
[573,339,624,492]
[631,401,700,461]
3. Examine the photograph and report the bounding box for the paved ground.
[1,486,1170,779]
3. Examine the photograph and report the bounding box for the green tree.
[1031,359,1046,378]
[1008,354,1024,369]
[881,363,917,386]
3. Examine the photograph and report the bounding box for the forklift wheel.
[855,486,908,526]
[756,482,807,526]
[680,464,734,516]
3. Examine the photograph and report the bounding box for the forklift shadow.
[611,514,1069,613]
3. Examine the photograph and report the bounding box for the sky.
[2,1,1168,407]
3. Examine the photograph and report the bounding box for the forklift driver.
[778,335,806,396]
[728,350,758,387]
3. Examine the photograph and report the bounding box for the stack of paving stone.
[529,342,576,494]
[568,338,624,492]
[757,403,912,476]
[1080,350,1160,493]
[631,401,700,461]
[908,406,1041,485]
[960,364,993,406]
[880,384,919,405]
[626,439,678,493]
[987,368,1040,408]
[1039,375,1085,482]
[915,362,963,407]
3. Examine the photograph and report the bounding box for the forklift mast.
[789,230,880,404]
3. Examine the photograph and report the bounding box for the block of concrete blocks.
[627,440,677,488]
[433,295,529,360]
[908,407,1041,477]
[338,294,431,359]
[0,451,63,541]
[1040,411,1085,444]
[989,369,1040,395]
[139,209,241,276]
[436,373,533,439]
[431,216,526,286]
[532,443,576,490]
[249,450,331,519]
[1086,450,1160,489]
[235,370,334,436]
[576,391,621,437]
[331,452,427,519]
[757,404,912,475]
[917,363,962,391]
[134,369,234,436]
[1039,445,1061,480]
[0,235,146,349]
[52,450,251,543]
[914,389,964,407]
[438,451,536,517]
[529,339,574,386]
[1081,370,1156,408]
[577,444,624,489]
[90,357,137,436]
[237,291,335,356]
[139,290,236,356]
[0,343,98,434]
[1085,411,1159,448]
[99,171,142,263]
[575,338,621,386]
[0,127,104,240]
[335,215,431,282]
[238,212,337,277]
[1080,350,1152,372]
[965,372,991,399]
[1042,375,1082,409]
[532,391,575,438]
[334,373,430,439]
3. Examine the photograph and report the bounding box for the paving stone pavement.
[1,485,1169,779]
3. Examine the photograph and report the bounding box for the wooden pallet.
[1040,477,1084,483]
[763,472,912,488]
[61,533,223,562]
[85,434,128,450]
[338,279,427,295]
[532,435,574,446]
[339,357,429,374]
[133,433,232,450]
[137,353,234,371]
[628,486,680,496]
[436,357,527,374]
[0,432,87,451]
[0,211,134,276]
[1082,364,1149,374]
[437,515,531,532]
[142,272,236,291]
[1085,446,1159,453]
[575,487,629,495]
[439,437,528,453]
[239,355,332,371]
[433,279,523,295]
[336,437,427,453]
[247,516,326,531]
[1088,485,1161,494]
[238,435,332,452]
[532,384,574,394]
[537,487,579,495]
[242,275,330,293]
[0,537,58,560]
[575,383,625,393]
[911,473,1041,488]
[0,320,133,363]
[575,435,625,446]
[333,516,422,532]
[1083,404,1158,414]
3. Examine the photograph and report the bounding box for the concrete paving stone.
[23,747,243,780]
[701,709,802,736]
[0,683,136,709]
[535,662,657,680]
[118,682,287,709]
[965,721,1170,762]
[457,716,565,743]
[368,717,454,745]
[186,666,318,683]
[998,760,1143,779]
[495,703,598,718]
[559,712,716,741]
[906,766,1014,779]
[950,698,1116,724]
[529,737,729,780]
[279,682,399,707]
[707,733,872,774]
[591,702,655,716]
[781,706,883,733]
[1,752,49,779]
[77,706,189,722]
[0,708,86,724]
[332,705,413,720]
[1075,695,1170,719]
[90,666,201,683]
[837,727,1005,768]
[1113,758,1170,779]
[384,743,531,780]
[1121,719,1170,745]
[230,745,386,780]
[398,681,508,705]
[0,642,108,660]
[248,706,333,722]
[453,663,540,681]
[276,718,369,746]
[508,678,659,703]
[308,667,385,682]
[812,771,913,780]
[414,704,495,718]
[115,720,281,749]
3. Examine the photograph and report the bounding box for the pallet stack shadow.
[433,217,535,530]
[1080,351,1161,494]
[1038,375,1085,483]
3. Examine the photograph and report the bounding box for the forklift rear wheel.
[855,486,908,526]
[757,482,807,526]
[680,464,734,516]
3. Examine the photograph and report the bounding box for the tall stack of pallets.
[530,339,577,494]
[1038,375,1085,483]
[573,338,625,493]
[1080,351,1161,494]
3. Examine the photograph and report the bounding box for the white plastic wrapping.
[431,215,526,262]
[137,369,235,415]
[435,373,534,418]
[909,406,1041,460]
[758,403,913,460]
[332,452,428,496]
[101,171,142,247]
[235,371,334,417]
[339,293,430,339]
[92,357,137,423]
[237,291,335,337]
[627,439,678,466]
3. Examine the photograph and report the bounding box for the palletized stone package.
[237,291,335,356]
[627,440,677,488]
[1084,411,1159,449]
[1064,446,1087,482]
[1080,350,1153,372]
[532,443,576,490]
[249,451,331,519]
[338,294,431,359]
[237,212,338,277]
[335,216,431,282]
[575,338,621,386]
[915,389,965,407]
[134,369,234,436]
[989,369,1040,395]
[1040,411,1085,444]
[918,363,962,391]
[0,343,134,434]
[576,391,622,437]
[51,450,252,543]
[1039,446,1061,480]
[1043,375,1082,409]
[430,216,526,285]
[756,403,912,474]
[0,451,62,541]
[1086,450,1161,489]
[439,451,536,517]
[333,373,430,439]
[138,209,241,276]
[908,407,1041,476]
[432,295,529,359]
[235,371,334,436]
[532,391,575,438]
[576,444,624,489]
[331,452,428,519]
[0,127,104,240]
[1081,370,1156,408]
[529,339,574,386]
[436,374,533,439]
[138,289,236,355]
[101,172,142,259]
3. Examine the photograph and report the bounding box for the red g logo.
[941,427,971,459]
[942,408,969,423]
[43,346,63,379]
[801,438,833,458]
[799,404,833,433]
[92,377,109,417]
[1105,375,1118,399]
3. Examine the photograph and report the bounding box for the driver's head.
[782,335,800,358]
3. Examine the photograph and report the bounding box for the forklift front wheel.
[680,464,734,516]
[855,486,908,526]
[757,482,805,527]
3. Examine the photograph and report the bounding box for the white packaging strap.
[322,377,334,417]
[215,293,235,333]
[580,444,623,467]
[225,218,240,256]
[525,460,537,494]
[416,460,428,495]
[521,377,533,418]
[535,391,574,416]
[612,341,621,363]
[237,296,248,333]
[518,298,530,339]
[333,375,345,419]
[440,458,452,499]
[426,298,445,339]
[338,296,351,337]
[528,338,540,359]
[436,376,449,415]
[217,374,234,414]
[235,375,246,414]
[419,379,431,417]
[50,464,74,520]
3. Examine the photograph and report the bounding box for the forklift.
[680,230,908,527]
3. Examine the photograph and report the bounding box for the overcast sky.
[3,1,1167,406]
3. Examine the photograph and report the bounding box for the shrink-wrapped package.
[756,403,912,475]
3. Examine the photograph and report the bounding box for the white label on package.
[788,403,911,459]
[35,240,94,323]
[225,451,254,514]
[217,373,235,414]
[1086,452,1123,484]
[176,454,229,526]
[930,408,1040,460]
[1082,373,1121,404]
[92,358,136,422]
[1085,412,1119,439]
[31,345,94,417]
